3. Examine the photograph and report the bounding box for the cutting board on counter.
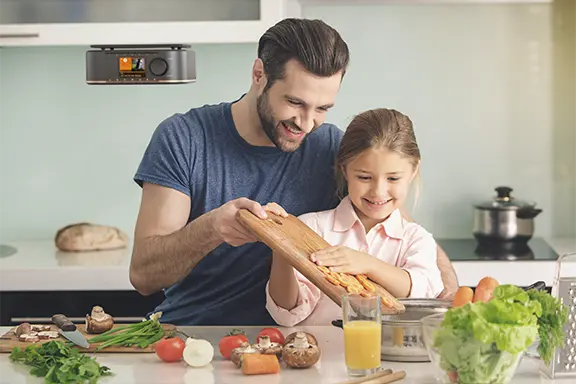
[237,209,405,315]
[0,323,176,353]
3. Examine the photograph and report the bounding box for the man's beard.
[256,92,309,153]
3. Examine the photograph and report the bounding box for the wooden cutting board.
[237,209,405,315]
[0,323,176,353]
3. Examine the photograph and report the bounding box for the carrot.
[452,286,474,307]
[241,354,280,375]
[473,277,499,303]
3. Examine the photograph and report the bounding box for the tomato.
[257,328,285,345]
[155,337,186,362]
[218,329,248,360]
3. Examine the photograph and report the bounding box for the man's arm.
[129,183,267,296]
[399,208,459,299]
[436,246,459,299]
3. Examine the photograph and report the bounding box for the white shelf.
[0,0,302,47]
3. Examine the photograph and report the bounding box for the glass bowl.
[420,313,523,384]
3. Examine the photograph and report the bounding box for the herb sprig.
[9,340,112,384]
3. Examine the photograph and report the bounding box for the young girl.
[264,108,444,327]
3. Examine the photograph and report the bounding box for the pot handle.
[516,207,543,219]
[331,319,343,329]
[523,280,546,291]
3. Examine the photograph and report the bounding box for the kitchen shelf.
[0,0,301,47]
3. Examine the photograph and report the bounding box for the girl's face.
[343,146,418,232]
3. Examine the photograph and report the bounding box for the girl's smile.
[344,146,417,232]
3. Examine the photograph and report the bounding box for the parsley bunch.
[526,288,570,364]
[9,340,112,384]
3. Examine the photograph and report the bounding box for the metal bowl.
[380,298,452,362]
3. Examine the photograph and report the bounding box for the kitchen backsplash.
[0,2,574,242]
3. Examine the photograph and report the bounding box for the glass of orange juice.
[342,293,382,377]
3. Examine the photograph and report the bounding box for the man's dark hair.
[257,18,350,91]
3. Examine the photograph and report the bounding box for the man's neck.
[231,92,274,147]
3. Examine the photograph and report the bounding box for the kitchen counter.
[0,325,572,384]
[0,240,134,291]
[1,238,574,292]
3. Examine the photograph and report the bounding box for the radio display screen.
[119,57,145,78]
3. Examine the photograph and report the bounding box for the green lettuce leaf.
[432,284,569,383]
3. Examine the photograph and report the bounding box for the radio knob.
[149,58,168,76]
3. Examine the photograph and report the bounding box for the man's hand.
[211,198,268,247]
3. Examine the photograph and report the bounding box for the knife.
[51,314,90,348]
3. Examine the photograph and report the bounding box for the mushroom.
[37,331,59,340]
[282,331,321,369]
[15,323,31,337]
[85,305,114,334]
[18,334,39,343]
[284,331,318,346]
[230,342,261,367]
[31,325,51,332]
[253,335,282,360]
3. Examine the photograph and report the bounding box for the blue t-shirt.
[134,97,344,326]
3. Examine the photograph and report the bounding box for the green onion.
[88,312,166,351]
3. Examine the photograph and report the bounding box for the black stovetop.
[436,238,559,261]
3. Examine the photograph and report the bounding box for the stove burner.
[474,241,534,260]
[436,238,558,262]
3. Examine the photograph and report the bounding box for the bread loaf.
[55,223,129,252]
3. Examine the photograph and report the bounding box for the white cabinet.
[0,0,552,47]
[0,0,302,46]
[300,0,551,3]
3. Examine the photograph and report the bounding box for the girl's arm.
[367,231,444,299]
[265,252,323,326]
[268,252,300,309]
[365,260,412,298]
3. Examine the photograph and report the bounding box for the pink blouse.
[265,196,444,327]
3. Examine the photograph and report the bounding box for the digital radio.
[86,44,196,85]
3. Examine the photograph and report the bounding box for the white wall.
[304,3,557,238]
[0,2,574,242]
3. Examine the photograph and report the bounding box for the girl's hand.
[310,246,376,275]
[263,202,289,217]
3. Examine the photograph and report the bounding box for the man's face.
[256,60,342,152]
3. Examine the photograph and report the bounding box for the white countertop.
[0,240,134,291]
[0,238,575,292]
[0,325,573,384]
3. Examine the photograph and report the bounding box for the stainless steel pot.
[380,298,452,362]
[473,186,542,243]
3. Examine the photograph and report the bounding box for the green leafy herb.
[433,284,569,384]
[9,340,112,384]
[88,311,165,351]
[526,288,569,364]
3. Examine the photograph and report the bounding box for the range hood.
[86,44,196,85]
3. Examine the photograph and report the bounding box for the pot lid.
[474,186,537,210]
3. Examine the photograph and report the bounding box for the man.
[130,18,458,326]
